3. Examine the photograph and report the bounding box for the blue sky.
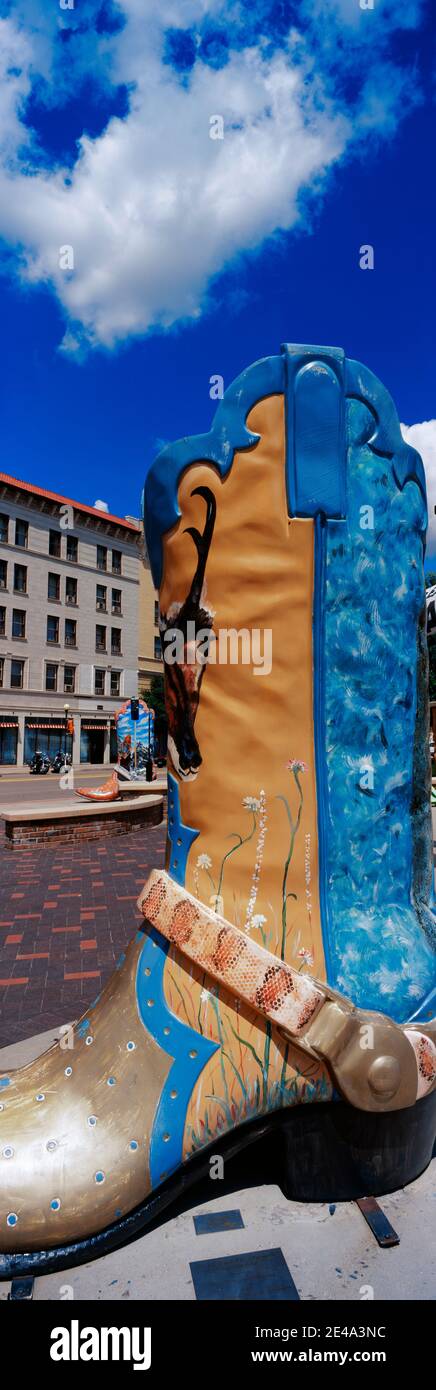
[0,0,435,547]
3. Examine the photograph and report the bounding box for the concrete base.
[4,1159,431,1302]
[2,793,163,846]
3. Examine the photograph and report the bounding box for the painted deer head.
[159,485,217,780]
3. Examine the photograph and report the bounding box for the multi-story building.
[0,474,142,765]
[138,547,163,692]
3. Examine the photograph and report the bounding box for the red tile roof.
[0,473,141,534]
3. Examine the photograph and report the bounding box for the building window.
[0,514,9,543]
[15,518,28,549]
[111,588,122,615]
[154,635,162,660]
[111,627,121,655]
[96,624,106,653]
[97,544,107,571]
[11,659,24,689]
[0,607,5,637]
[12,608,26,639]
[0,718,17,762]
[65,618,77,647]
[112,549,122,575]
[48,572,61,601]
[49,529,61,558]
[64,665,76,694]
[65,576,77,606]
[95,668,105,695]
[96,584,107,612]
[14,563,27,594]
[0,560,7,590]
[47,614,59,644]
[0,658,3,688]
[45,663,58,692]
[110,670,121,697]
[66,535,78,562]
[154,600,159,625]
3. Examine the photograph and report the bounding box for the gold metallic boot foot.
[1,875,435,1277]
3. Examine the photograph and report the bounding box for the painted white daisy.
[196,852,212,869]
[251,914,267,929]
[242,796,261,812]
[298,948,314,966]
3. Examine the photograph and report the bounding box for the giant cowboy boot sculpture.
[1,343,435,1277]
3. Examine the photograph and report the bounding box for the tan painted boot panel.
[160,395,331,1150]
[161,395,324,976]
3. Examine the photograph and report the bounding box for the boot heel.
[279,1092,436,1202]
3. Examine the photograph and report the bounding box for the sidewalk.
[19,1156,436,1301]
[0,820,166,1048]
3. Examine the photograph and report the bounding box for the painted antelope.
[159,485,217,780]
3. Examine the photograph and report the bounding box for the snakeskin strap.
[138,869,323,1035]
[405,1029,436,1099]
[138,869,436,1110]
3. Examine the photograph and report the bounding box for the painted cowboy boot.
[1,343,435,1277]
[75,770,120,801]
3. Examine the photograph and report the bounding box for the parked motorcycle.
[28,750,51,774]
[50,750,72,773]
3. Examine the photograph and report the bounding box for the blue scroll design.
[136,776,218,1187]
[167,771,199,885]
[143,353,284,588]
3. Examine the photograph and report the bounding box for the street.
[0,765,119,808]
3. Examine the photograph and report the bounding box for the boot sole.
[1,1091,435,1280]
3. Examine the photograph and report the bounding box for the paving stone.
[0,819,166,1046]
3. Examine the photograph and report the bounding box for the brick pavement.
[0,820,166,1048]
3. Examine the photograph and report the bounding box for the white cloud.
[401,421,436,552]
[0,33,348,349]
[0,1,426,352]
[0,16,33,157]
